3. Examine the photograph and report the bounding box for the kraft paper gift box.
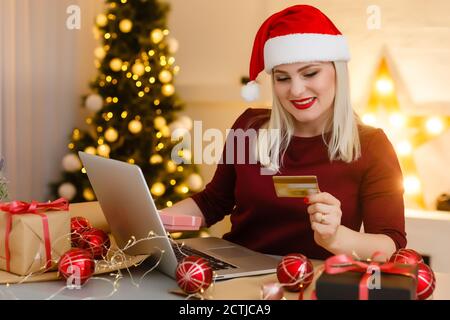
[0,199,71,276]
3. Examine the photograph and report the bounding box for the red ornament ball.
[261,282,284,300]
[389,248,424,265]
[78,228,110,259]
[277,253,314,292]
[70,216,91,246]
[58,248,95,286]
[176,256,213,294]
[417,262,436,300]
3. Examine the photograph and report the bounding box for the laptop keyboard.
[171,243,237,271]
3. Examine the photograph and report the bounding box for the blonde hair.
[256,61,361,173]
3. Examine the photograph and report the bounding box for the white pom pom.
[85,94,103,112]
[62,154,82,172]
[58,182,76,200]
[241,81,260,102]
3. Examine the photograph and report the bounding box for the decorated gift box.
[315,254,418,300]
[158,211,202,231]
[0,198,71,276]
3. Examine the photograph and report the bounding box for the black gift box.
[316,264,418,300]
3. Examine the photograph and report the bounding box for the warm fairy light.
[106,76,112,82]
[154,99,160,106]
[173,66,180,74]
[128,158,135,164]
[98,137,104,144]
[85,147,96,155]
[170,179,176,185]
[148,50,155,56]
[105,127,119,142]
[404,176,421,195]
[144,87,150,93]
[154,116,166,129]
[128,120,143,134]
[150,29,164,43]
[168,57,175,65]
[107,112,113,119]
[389,113,406,128]
[119,19,133,33]
[121,111,128,119]
[177,166,184,172]
[145,66,151,72]
[362,113,377,126]
[163,29,169,36]
[97,144,111,157]
[161,84,175,96]
[121,0,127,3]
[396,141,412,156]
[132,63,145,76]
[94,47,106,60]
[72,129,80,140]
[121,65,128,71]
[109,58,123,72]
[68,143,74,149]
[166,201,173,207]
[151,182,166,196]
[106,97,113,103]
[176,185,189,194]
[112,97,119,103]
[376,78,393,95]
[136,81,142,87]
[150,154,163,164]
[96,14,108,27]
[97,126,104,132]
[159,70,172,83]
[107,14,116,20]
[112,79,118,85]
[166,160,176,173]
[126,72,132,78]
[156,132,162,139]
[138,91,145,97]
[104,33,111,40]
[425,117,444,135]
[161,126,170,137]
[83,188,95,201]
[156,143,164,151]
[132,75,139,80]
[81,167,87,174]
[149,77,156,84]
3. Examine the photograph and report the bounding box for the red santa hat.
[241,5,350,101]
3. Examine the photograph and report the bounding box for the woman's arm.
[160,198,207,227]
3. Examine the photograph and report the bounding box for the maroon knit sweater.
[191,108,407,259]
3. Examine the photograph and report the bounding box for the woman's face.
[273,61,336,136]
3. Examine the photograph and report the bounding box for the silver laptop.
[78,152,279,280]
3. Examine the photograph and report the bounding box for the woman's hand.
[306,192,342,248]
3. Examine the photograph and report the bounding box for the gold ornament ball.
[109,58,123,72]
[83,188,96,201]
[150,154,163,164]
[150,28,164,44]
[119,19,133,33]
[97,144,111,157]
[84,146,97,155]
[128,120,143,134]
[105,127,119,142]
[94,47,106,60]
[161,84,175,96]
[154,116,167,130]
[158,70,172,84]
[96,14,108,27]
[151,182,166,197]
[166,160,177,173]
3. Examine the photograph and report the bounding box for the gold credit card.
[273,176,320,198]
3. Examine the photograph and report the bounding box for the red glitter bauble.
[277,253,314,292]
[389,248,424,265]
[58,248,95,285]
[78,228,110,259]
[70,216,91,246]
[175,256,213,294]
[417,262,436,300]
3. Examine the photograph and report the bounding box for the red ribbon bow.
[0,198,69,272]
[324,254,417,300]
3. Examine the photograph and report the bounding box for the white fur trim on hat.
[241,81,260,102]
[263,33,350,73]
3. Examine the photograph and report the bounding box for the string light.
[68,143,74,149]
[159,70,173,83]
[404,176,421,195]
[150,154,163,164]
[128,119,143,134]
[81,167,87,174]
[154,116,166,129]
[375,78,394,95]
[151,182,166,196]
[150,29,164,44]
[395,141,412,156]
[96,14,108,27]
[121,111,128,119]
[138,91,145,97]
[72,129,80,140]
[128,158,135,164]
[106,76,112,82]
[145,66,151,72]
[132,62,145,77]
[97,144,111,157]
[104,33,111,40]
[83,188,95,201]
[166,160,177,173]
[161,84,175,96]
[112,97,119,103]
[166,201,173,207]
[105,128,119,142]
[84,146,96,155]
[425,117,444,135]
[156,132,162,139]
[154,99,160,106]
[149,77,155,84]
[170,179,176,185]
[119,19,133,33]
[110,58,123,72]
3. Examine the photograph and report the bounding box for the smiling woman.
[163,4,406,261]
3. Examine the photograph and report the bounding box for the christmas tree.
[51,0,203,210]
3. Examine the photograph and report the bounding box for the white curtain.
[0,0,103,201]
